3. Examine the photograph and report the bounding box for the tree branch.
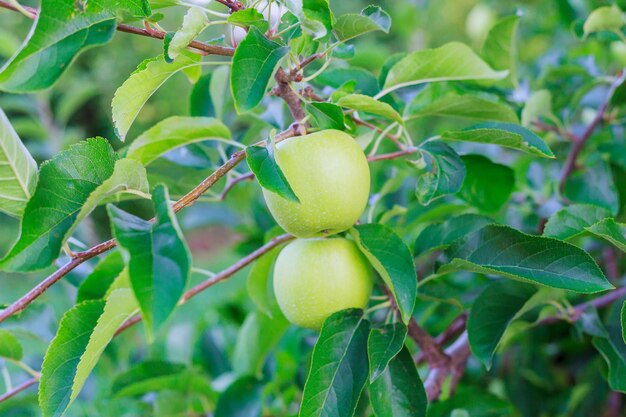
[559,71,625,193]
[272,68,308,125]
[0,0,235,57]
[214,0,245,12]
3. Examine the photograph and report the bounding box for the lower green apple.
[273,237,373,329]
[262,129,370,238]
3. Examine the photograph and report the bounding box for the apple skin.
[273,237,373,329]
[262,129,370,238]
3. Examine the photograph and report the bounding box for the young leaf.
[125,116,231,165]
[407,94,519,124]
[583,5,625,38]
[232,311,289,377]
[76,251,125,302]
[413,141,466,205]
[586,218,626,253]
[230,27,289,113]
[167,7,208,61]
[482,16,520,83]
[246,145,299,202]
[0,329,23,360]
[215,376,264,417]
[564,159,619,215]
[0,108,37,217]
[333,5,391,41]
[368,322,407,382]
[369,347,427,417]
[381,42,508,96]
[306,102,346,130]
[0,0,150,92]
[458,155,514,212]
[440,225,613,293]
[108,185,191,339]
[0,138,120,272]
[543,204,611,240]
[467,280,540,369]
[300,309,370,417]
[442,122,555,158]
[39,292,139,417]
[414,214,493,254]
[350,224,417,323]
[337,94,403,124]
[112,361,213,398]
[228,8,269,32]
[112,52,201,141]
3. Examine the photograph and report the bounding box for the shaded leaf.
[381,42,507,96]
[350,224,416,323]
[586,218,626,253]
[592,303,626,392]
[246,145,299,202]
[440,225,613,293]
[442,122,554,158]
[543,204,611,240]
[367,323,407,382]
[125,116,231,165]
[458,155,514,212]
[337,94,403,124]
[228,8,269,32]
[369,347,427,417]
[414,214,493,254]
[300,309,370,417]
[306,102,345,130]
[333,5,391,41]
[215,376,263,417]
[76,251,125,302]
[564,159,619,215]
[521,90,553,127]
[0,108,37,217]
[413,141,465,205]
[0,329,22,360]
[482,16,519,82]
[230,27,289,113]
[408,94,518,123]
[108,185,191,339]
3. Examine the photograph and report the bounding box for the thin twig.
[0,377,37,402]
[0,0,235,57]
[214,0,244,12]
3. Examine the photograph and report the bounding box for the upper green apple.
[263,129,370,238]
[273,237,373,329]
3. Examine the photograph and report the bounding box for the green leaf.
[0,0,150,92]
[381,42,507,96]
[413,141,466,205]
[350,224,416,323]
[367,323,407,382]
[76,251,125,302]
[369,347,427,417]
[482,16,519,83]
[583,5,625,38]
[0,329,22,360]
[408,94,519,123]
[167,7,208,61]
[246,230,285,316]
[521,90,554,127]
[230,26,289,113]
[543,204,611,240]
[0,138,119,272]
[428,386,513,417]
[300,309,370,417]
[303,0,333,37]
[108,185,191,339]
[440,225,613,293]
[233,311,289,377]
[316,67,380,96]
[112,361,213,398]
[467,280,541,369]
[337,94,403,125]
[592,303,626,392]
[189,73,216,117]
[125,116,231,165]
[442,122,555,158]
[623,301,626,344]
[215,376,263,417]
[333,5,391,41]
[0,108,37,217]
[458,155,514,212]
[246,145,299,202]
[112,52,201,141]
[306,102,346,130]
[38,292,138,417]
[228,9,269,32]
[586,218,626,253]
[564,158,619,215]
[414,214,494,254]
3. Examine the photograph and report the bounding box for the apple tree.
[0,0,625,416]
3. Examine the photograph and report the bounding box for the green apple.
[273,237,373,329]
[263,129,370,238]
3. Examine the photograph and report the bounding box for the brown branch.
[272,68,308,125]
[0,0,235,57]
[0,377,38,402]
[559,71,625,193]
[214,0,244,12]
[407,318,449,368]
[367,147,417,162]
